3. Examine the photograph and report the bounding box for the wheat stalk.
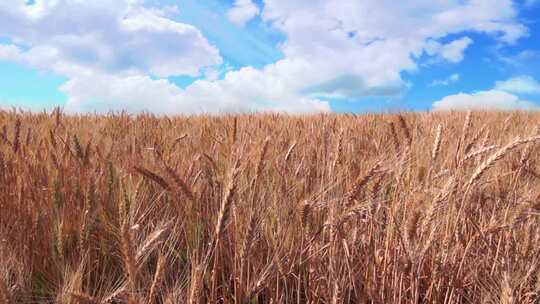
[461,110,472,142]
[421,177,454,234]
[213,165,239,245]
[346,161,383,204]
[300,200,312,228]
[467,136,540,187]
[148,253,165,301]
[0,125,10,146]
[232,116,238,143]
[432,124,442,161]
[461,145,498,164]
[133,166,170,190]
[188,265,203,304]
[388,121,400,152]
[284,141,297,162]
[121,220,139,303]
[13,119,21,153]
[135,222,171,262]
[155,152,196,203]
[404,208,422,253]
[204,161,241,266]
[331,130,343,170]
[398,115,412,146]
[464,123,486,154]
[54,106,62,127]
[239,211,258,263]
[500,272,514,304]
[253,137,270,184]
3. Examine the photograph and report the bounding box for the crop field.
[1,110,540,303]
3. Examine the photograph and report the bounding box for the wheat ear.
[120,220,139,303]
[284,141,297,162]
[70,292,99,304]
[346,161,383,204]
[468,136,540,187]
[135,222,171,262]
[133,166,170,190]
[461,145,498,164]
[203,161,240,265]
[253,137,270,185]
[461,110,472,142]
[213,164,239,247]
[500,272,514,304]
[13,119,21,153]
[432,124,442,161]
[388,121,400,152]
[397,115,412,146]
[155,151,196,202]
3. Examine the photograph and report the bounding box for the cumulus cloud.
[61,68,330,114]
[222,0,526,103]
[60,74,186,114]
[0,44,23,60]
[432,75,540,111]
[0,0,222,78]
[425,37,473,63]
[432,90,538,111]
[430,73,460,87]
[227,0,260,26]
[0,0,531,114]
[495,76,540,94]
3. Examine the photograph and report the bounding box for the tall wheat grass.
[0,109,540,303]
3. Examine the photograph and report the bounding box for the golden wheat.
[0,110,539,303]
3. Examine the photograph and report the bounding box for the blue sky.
[0,0,540,114]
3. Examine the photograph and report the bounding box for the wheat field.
[1,109,540,303]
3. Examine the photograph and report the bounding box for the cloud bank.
[495,76,540,94]
[432,75,540,111]
[432,90,538,111]
[0,0,531,114]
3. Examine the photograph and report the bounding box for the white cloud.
[430,73,460,86]
[425,37,473,63]
[198,0,525,110]
[432,75,540,111]
[222,0,525,103]
[61,68,330,114]
[0,44,23,60]
[0,1,222,78]
[60,74,186,114]
[227,0,260,26]
[203,68,221,81]
[495,76,540,94]
[496,49,540,67]
[432,90,538,111]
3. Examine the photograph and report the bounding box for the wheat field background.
[1,109,540,303]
